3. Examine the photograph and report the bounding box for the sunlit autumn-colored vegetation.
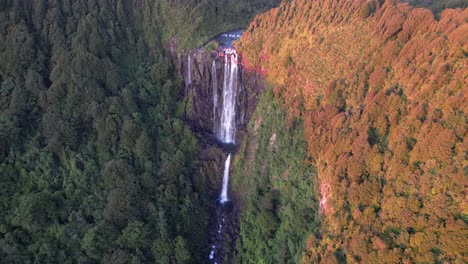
[236,0,467,262]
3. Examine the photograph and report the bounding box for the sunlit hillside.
[237,0,467,262]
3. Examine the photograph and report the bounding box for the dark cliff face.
[181,50,216,133]
[180,47,268,263]
[178,46,268,202]
[181,49,266,143]
[179,47,267,197]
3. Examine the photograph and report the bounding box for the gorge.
[183,31,247,263]
[0,0,466,263]
[182,1,467,262]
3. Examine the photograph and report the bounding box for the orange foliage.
[237,0,468,262]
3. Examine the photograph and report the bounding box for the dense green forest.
[0,0,278,263]
[232,89,320,264]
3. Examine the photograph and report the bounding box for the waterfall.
[212,60,218,130]
[187,54,191,86]
[219,154,231,203]
[208,31,243,263]
[216,49,239,205]
[217,50,238,144]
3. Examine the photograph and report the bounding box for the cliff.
[179,45,270,262]
[236,0,467,262]
[182,49,265,137]
[179,47,267,195]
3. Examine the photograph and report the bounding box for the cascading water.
[217,49,238,144]
[216,48,239,206]
[219,154,231,203]
[183,30,245,263]
[212,60,218,129]
[209,32,242,263]
[187,54,191,86]
[184,30,241,264]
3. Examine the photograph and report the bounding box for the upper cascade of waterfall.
[218,48,240,65]
[216,50,239,144]
[212,60,218,129]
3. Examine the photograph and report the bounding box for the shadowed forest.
[0,0,279,263]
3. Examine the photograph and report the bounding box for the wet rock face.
[180,43,268,263]
[193,145,227,195]
[181,49,265,140]
[182,51,215,132]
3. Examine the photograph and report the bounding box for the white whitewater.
[219,154,232,203]
[209,49,239,263]
[187,55,191,86]
[209,33,242,263]
[212,60,218,129]
[217,49,239,204]
[217,49,238,144]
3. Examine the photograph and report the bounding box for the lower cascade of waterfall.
[219,154,232,203]
[187,54,191,86]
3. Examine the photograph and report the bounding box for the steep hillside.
[402,0,467,17]
[0,1,206,262]
[232,89,319,263]
[236,0,467,262]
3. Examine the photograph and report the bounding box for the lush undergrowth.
[232,89,320,264]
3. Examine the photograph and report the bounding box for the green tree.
[118,221,149,251]
[174,236,191,264]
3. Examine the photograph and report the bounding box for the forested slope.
[402,0,467,17]
[232,89,320,263]
[0,0,278,263]
[236,0,467,262]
